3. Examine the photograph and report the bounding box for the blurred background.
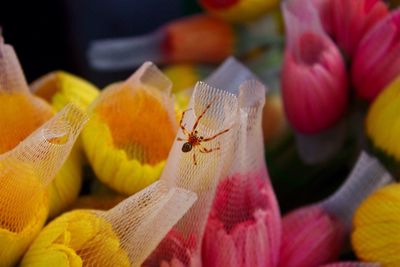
[0,0,350,213]
[0,0,201,87]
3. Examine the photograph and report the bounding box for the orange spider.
[177,101,230,165]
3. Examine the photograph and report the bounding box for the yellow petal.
[31,71,99,112]
[47,144,82,218]
[366,76,400,161]
[163,64,201,93]
[82,62,177,195]
[352,184,400,266]
[30,71,100,217]
[0,92,54,154]
[22,210,130,267]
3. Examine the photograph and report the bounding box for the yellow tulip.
[0,104,87,266]
[163,64,212,94]
[352,183,400,267]
[22,181,197,267]
[30,70,100,217]
[21,210,130,267]
[366,75,400,160]
[82,62,177,195]
[0,39,93,218]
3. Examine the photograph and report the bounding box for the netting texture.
[0,38,88,219]
[143,81,239,266]
[21,181,197,267]
[0,38,54,154]
[0,104,87,266]
[0,37,29,93]
[82,62,178,195]
[322,152,393,233]
[202,80,281,267]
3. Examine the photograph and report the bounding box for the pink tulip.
[202,171,281,267]
[320,262,380,267]
[352,8,400,101]
[316,0,388,56]
[278,152,392,267]
[279,205,345,267]
[203,210,271,267]
[281,0,348,134]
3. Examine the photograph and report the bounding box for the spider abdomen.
[182,142,193,152]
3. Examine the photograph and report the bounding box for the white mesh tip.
[205,57,261,95]
[125,61,172,95]
[0,39,29,93]
[322,151,393,231]
[281,0,325,48]
[238,80,267,110]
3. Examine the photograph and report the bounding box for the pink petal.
[279,205,345,267]
[352,8,400,101]
[281,0,348,133]
[203,168,281,267]
[322,0,388,56]
[203,210,274,267]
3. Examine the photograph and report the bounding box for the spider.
[177,101,230,165]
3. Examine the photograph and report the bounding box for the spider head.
[182,142,193,153]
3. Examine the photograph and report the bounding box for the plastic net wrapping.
[204,57,259,95]
[202,80,281,267]
[0,38,54,153]
[29,70,100,217]
[82,62,178,195]
[321,152,393,232]
[143,81,239,266]
[47,144,84,218]
[0,38,90,218]
[279,152,392,267]
[352,174,400,264]
[0,104,87,266]
[21,181,197,267]
[0,37,29,94]
[172,56,255,116]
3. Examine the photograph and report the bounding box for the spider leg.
[202,128,230,142]
[199,144,220,153]
[192,100,215,131]
[177,136,186,141]
[179,108,192,135]
[193,152,197,166]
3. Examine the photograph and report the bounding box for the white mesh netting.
[202,80,281,267]
[0,104,87,266]
[143,81,239,266]
[21,181,197,267]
